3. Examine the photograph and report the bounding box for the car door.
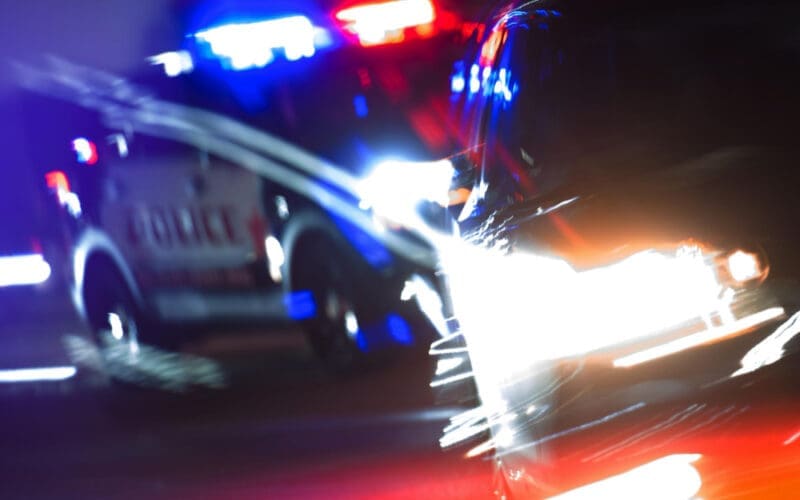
[99,131,268,298]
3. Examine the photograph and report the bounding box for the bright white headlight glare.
[0,254,51,287]
[359,158,455,227]
[726,249,764,283]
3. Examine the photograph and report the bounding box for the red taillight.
[44,169,82,217]
[335,0,437,47]
[44,170,70,193]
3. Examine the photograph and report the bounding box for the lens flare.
[548,454,703,500]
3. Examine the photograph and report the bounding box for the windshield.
[482,2,800,204]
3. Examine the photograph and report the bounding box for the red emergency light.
[335,0,437,46]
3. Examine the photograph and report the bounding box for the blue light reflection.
[353,94,369,118]
[284,290,316,320]
[328,213,393,269]
[386,313,414,345]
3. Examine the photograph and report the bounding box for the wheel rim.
[103,305,140,357]
[300,274,361,368]
[321,288,359,337]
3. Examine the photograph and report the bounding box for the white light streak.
[0,254,51,287]
[430,370,474,388]
[466,437,496,458]
[783,429,800,446]
[505,402,646,456]
[405,274,449,337]
[0,366,77,383]
[265,235,285,283]
[548,454,703,500]
[734,310,800,377]
[441,420,490,449]
[435,356,465,376]
[614,306,785,368]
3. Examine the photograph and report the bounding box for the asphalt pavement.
[0,296,494,500]
[4,286,799,499]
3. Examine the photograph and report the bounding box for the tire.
[83,264,166,387]
[293,243,373,373]
[84,266,144,356]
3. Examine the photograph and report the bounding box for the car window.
[482,17,567,207]
[482,13,629,208]
[479,5,800,211]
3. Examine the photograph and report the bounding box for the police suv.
[7,0,468,370]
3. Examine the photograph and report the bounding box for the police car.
[5,0,474,371]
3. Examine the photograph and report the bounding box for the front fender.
[280,209,367,292]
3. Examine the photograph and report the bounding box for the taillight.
[44,170,82,217]
[335,0,437,47]
[44,170,70,193]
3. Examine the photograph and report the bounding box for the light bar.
[195,16,320,71]
[148,50,194,78]
[0,366,77,383]
[336,0,436,46]
[0,254,51,287]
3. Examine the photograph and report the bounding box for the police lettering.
[127,205,239,247]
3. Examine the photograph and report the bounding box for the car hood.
[499,147,800,277]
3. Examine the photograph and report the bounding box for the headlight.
[717,248,769,286]
[0,254,51,287]
[358,158,454,229]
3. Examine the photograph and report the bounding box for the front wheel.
[84,268,144,360]
[292,244,373,372]
[82,265,169,386]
